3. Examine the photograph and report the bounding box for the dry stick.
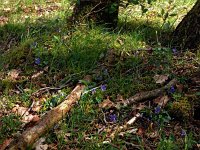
[110,113,141,139]
[126,79,178,104]
[110,79,177,138]
[8,76,91,150]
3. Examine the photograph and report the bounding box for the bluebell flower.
[169,86,175,94]
[100,84,106,91]
[181,129,186,137]
[155,105,161,114]
[35,58,41,65]
[109,114,117,122]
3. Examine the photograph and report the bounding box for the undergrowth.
[0,0,199,149]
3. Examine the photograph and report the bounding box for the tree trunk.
[172,0,200,50]
[72,0,119,28]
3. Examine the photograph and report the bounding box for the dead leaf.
[99,98,115,109]
[12,105,40,123]
[33,137,48,150]
[176,84,184,92]
[137,127,144,136]
[146,131,159,139]
[0,16,8,25]
[8,69,21,80]
[153,95,170,107]
[31,71,44,79]
[136,103,146,111]
[0,138,12,150]
[116,94,128,108]
[12,105,29,116]
[153,74,169,84]
[32,101,42,112]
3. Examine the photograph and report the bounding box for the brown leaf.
[8,69,21,80]
[153,95,170,107]
[137,127,144,136]
[99,98,115,109]
[32,101,42,112]
[153,74,169,84]
[176,84,184,92]
[33,138,48,150]
[12,105,29,116]
[146,131,159,139]
[12,105,40,123]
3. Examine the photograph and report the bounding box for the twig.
[31,78,71,96]
[126,79,177,104]
[110,113,142,139]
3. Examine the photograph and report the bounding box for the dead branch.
[7,76,91,150]
[126,79,177,104]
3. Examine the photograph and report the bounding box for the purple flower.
[169,86,175,94]
[35,58,41,65]
[109,114,117,122]
[155,105,161,114]
[172,48,177,54]
[100,84,106,91]
[181,129,186,137]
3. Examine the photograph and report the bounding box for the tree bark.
[172,0,200,50]
[72,0,119,28]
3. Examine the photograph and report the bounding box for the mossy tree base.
[172,0,200,50]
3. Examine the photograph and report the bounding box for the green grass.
[0,0,199,149]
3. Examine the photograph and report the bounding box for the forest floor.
[0,0,199,149]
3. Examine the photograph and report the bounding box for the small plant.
[0,114,22,143]
[157,134,178,150]
[183,132,196,150]
[142,106,171,128]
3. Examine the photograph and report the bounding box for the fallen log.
[126,79,177,104]
[7,76,91,150]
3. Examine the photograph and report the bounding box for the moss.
[170,97,192,121]
[2,38,35,68]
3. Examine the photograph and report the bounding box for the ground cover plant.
[0,0,199,149]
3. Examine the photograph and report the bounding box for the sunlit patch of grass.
[0,114,22,144]
[0,0,199,149]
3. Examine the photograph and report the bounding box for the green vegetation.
[0,0,199,149]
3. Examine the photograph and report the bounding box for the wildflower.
[100,84,106,91]
[155,105,161,114]
[181,129,186,137]
[172,48,177,54]
[169,86,175,94]
[35,58,41,65]
[109,114,117,122]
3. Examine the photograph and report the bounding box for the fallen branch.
[126,79,177,104]
[8,76,91,150]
